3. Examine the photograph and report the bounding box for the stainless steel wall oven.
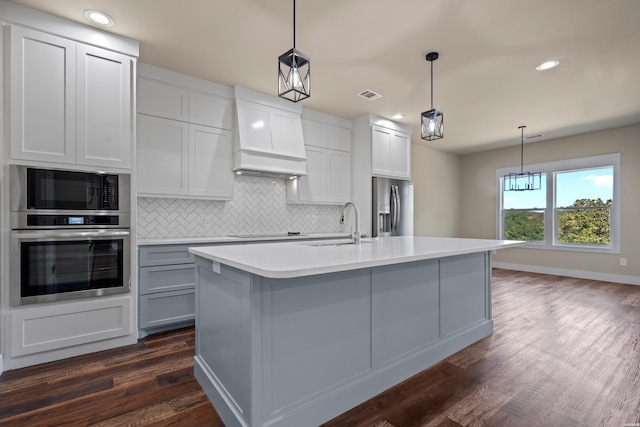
[9,166,131,306]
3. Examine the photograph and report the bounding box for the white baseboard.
[492,262,640,286]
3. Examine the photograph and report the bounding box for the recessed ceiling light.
[536,60,559,71]
[84,10,114,26]
[391,114,404,120]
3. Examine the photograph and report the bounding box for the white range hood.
[233,86,307,178]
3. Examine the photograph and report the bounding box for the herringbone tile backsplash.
[137,175,342,238]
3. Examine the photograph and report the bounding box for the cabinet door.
[327,150,351,203]
[137,115,189,196]
[326,125,351,152]
[138,78,189,121]
[371,126,410,179]
[76,44,132,169]
[389,131,411,179]
[9,26,76,163]
[298,146,328,202]
[372,126,392,176]
[301,119,327,148]
[189,91,233,130]
[189,124,233,199]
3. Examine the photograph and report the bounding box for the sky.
[503,167,613,209]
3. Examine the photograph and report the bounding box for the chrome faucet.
[342,202,361,244]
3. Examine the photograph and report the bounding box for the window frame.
[496,153,620,254]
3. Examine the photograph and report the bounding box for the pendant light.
[503,126,542,191]
[421,52,444,141]
[278,0,310,102]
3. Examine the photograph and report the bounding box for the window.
[503,174,546,241]
[496,153,620,253]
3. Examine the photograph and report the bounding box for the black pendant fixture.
[421,52,444,141]
[278,0,310,102]
[503,126,542,191]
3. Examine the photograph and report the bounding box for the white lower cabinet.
[137,114,233,199]
[10,297,131,357]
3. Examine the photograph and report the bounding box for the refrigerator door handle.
[391,185,399,233]
[395,184,401,233]
[390,186,396,233]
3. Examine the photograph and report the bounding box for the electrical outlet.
[620,258,627,266]
[340,214,345,224]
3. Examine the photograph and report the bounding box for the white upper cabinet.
[137,64,234,200]
[137,77,232,130]
[287,109,352,205]
[76,44,132,169]
[188,91,233,130]
[9,25,134,170]
[9,26,76,164]
[137,115,189,196]
[138,78,189,122]
[371,125,411,180]
[188,125,233,199]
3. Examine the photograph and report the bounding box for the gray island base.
[189,236,522,427]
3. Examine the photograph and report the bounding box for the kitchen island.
[189,236,522,427]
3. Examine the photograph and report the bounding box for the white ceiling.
[9,0,640,154]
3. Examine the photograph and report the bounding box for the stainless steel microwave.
[10,165,130,215]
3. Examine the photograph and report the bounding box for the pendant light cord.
[430,59,434,110]
[519,125,526,174]
[293,0,296,50]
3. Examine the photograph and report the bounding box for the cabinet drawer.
[139,245,194,267]
[139,264,195,295]
[139,290,195,329]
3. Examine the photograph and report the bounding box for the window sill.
[511,242,619,254]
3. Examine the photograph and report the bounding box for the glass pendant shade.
[421,108,444,141]
[278,48,310,102]
[503,171,542,191]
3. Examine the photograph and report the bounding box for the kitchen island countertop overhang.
[188,235,524,279]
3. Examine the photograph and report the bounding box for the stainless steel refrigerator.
[372,177,413,237]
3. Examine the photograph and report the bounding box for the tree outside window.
[555,168,613,246]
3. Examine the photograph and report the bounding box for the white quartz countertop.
[189,236,525,279]
[138,233,351,246]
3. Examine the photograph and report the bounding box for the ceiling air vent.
[358,89,383,101]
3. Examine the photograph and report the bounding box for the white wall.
[412,144,462,237]
[459,124,640,282]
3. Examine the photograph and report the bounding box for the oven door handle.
[10,230,130,239]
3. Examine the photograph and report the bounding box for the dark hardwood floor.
[1,269,639,426]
